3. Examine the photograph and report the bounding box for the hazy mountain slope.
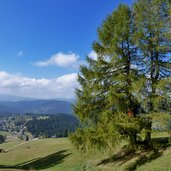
[0,105,19,114]
[0,100,73,115]
[0,94,34,102]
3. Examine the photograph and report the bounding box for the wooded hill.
[0,114,79,138]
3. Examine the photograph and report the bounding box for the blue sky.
[0,0,133,99]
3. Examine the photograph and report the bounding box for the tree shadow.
[0,150,71,170]
[97,137,171,171]
[126,150,162,171]
[97,148,139,166]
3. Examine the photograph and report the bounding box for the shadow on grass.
[97,137,171,171]
[126,150,161,171]
[97,149,139,166]
[0,150,71,170]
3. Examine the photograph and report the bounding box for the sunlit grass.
[0,132,170,171]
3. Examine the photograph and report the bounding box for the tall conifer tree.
[134,0,171,143]
[70,5,143,151]
[70,0,171,151]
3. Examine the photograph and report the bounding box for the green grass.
[0,138,124,171]
[136,150,171,171]
[0,132,170,171]
[0,131,10,136]
[151,131,169,138]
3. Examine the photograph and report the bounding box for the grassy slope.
[0,132,170,171]
[0,138,125,171]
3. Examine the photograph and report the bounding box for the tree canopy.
[70,0,171,152]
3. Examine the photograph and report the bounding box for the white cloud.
[0,71,78,99]
[17,51,23,57]
[34,52,81,68]
[88,50,98,60]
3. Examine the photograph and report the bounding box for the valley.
[0,114,79,139]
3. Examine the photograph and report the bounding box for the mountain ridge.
[0,99,73,115]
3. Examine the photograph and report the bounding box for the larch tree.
[70,0,171,152]
[133,0,171,144]
[70,4,144,152]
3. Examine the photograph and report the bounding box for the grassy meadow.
[0,132,170,171]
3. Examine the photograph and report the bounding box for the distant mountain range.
[0,94,74,115]
[0,94,35,102]
[0,94,75,102]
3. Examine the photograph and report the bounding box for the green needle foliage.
[70,0,171,152]
[134,0,171,142]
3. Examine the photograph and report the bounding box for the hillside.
[0,100,73,115]
[0,133,170,171]
[26,114,80,137]
[0,114,79,138]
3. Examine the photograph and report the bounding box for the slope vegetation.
[0,134,170,171]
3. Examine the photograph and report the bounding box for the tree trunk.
[144,118,153,148]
